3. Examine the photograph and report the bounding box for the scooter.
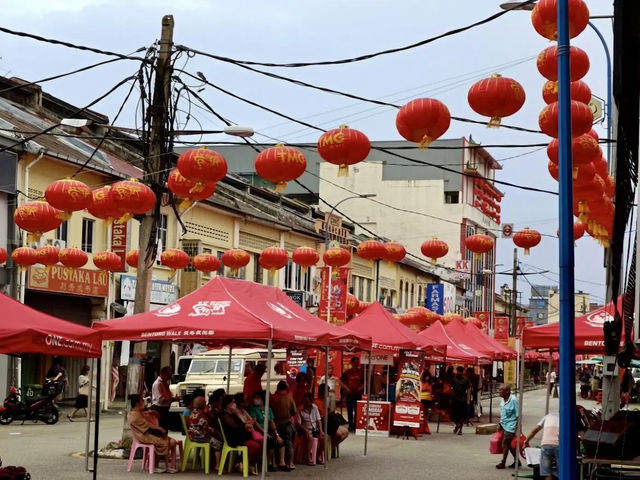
[0,380,61,425]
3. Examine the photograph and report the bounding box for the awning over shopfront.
[0,293,102,358]
[419,321,489,362]
[93,276,371,350]
[345,302,445,354]
[522,297,624,354]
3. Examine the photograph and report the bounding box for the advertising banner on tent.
[393,350,424,428]
[494,316,509,342]
[286,350,307,387]
[474,311,491,334]
[356,400,390,437]
[318,267,348,325]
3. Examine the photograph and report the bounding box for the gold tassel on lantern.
[487,116,502,128]
[338,164,349,177]
[419,135,433,149]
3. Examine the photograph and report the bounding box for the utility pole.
[122,15,174,444]
[510,247,518,337]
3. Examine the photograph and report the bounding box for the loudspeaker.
[582,420,640,459]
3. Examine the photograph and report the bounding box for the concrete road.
[0,387,594,479]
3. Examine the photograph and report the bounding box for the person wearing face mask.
[248,390,285,472]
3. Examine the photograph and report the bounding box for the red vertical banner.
[318,266,348,325]
[392,350,424,428]
[111,221,128,272]
[474,311,490,334]
[515,316,527,337]
[494,316,509,343]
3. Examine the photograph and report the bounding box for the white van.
[171,348,287,400]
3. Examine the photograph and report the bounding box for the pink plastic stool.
[128,438,156,474]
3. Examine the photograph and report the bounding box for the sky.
[0,0,616,306]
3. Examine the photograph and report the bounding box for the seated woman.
[295,393,324,466]
[127,394,179,474]
[219,395,261,475]
[317,384,349,446]
[247,390,284,472]
[233,393,263,443]
[187,396,222,470]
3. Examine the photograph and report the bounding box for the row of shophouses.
[0,76,520,404]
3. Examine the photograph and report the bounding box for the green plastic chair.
[180,414,211,474]
[218,418,249,477]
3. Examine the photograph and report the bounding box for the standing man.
[496,385,520,469]
[152,366,179,431]
[549,369,558,398]
[524,412,559,480]
[243,363,266,403]
[341,356,364,432]
[451,366,470,435]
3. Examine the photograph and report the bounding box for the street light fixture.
[60,119,255,138]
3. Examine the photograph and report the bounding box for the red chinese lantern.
[421,238,449,264]
[539,101,593,138]
[44,178,92,220]
[161,249,190,275]
[397,310,427,331]
[323,247,351,267]
[221,249,251,274]
[317,126,370,177]
[356,240,386,262]
[259,246,288,275]
[594,157,608,178]
[547,135,601,169]
[111,179,156,222]
[531,0,589,41]
[14,201,63,242]
[346,293,360,317]
[177,147,228,184]
[542,80,591,105]
[465,234,494,259]
[464,317,484,328]
[536,46,590,81]
[292,246,319,272]
[548,161,559,181]
[556,222,586,241]
[92,251,121,272]
[167,169,216,209]
[396,98,451,148]
[88,186,121,221]
[126,250,139,269]
[0,248,6,265]
[35,246,59,266]
[11,247,37,267]
[254,144,307,191]
[604,175,615,199]
[467,74,525,127]
[407,306,440,327]
[192,253,221,273]
[59,247,88,269]
[513,228,542,255]
[572,162,596,186]
[442,313,463,325]
[383,241,406,263]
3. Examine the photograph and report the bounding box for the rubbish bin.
[23,384,41,400]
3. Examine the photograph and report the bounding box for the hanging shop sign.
[120,274,178,305]
[318,266,348,325]
[111,221,129,272]
[28,265,109,297]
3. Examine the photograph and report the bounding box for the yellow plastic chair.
[180,414,211,474]
[218,418,249,477]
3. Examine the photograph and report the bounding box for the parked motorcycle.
[0,380,61,425]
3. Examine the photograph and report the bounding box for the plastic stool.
[128,438,156,474]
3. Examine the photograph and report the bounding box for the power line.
[176,0,535,68]
[0,25,149,62]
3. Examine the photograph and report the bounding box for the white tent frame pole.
[226,346,232,393]
[260,340,272,480]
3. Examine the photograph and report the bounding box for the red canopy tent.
[444,318,505,360]
[459,321,516,360]
[522,298,624,354]
[94,276,371,350]
[345,302,445,354]
[0,293,102,358]
[419,321,489,362]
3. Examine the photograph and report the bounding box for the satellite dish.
[110,302,127,315]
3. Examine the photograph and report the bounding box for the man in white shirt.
[151,366,179,430]
[524,412,559,480]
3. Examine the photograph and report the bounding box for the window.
[404,282,409,309]
[81,218,94,253]
[156,214,168,265]
[398,280,403,308]
[365,278,372,302]
[216,251,225,277]
[357,276,364,300]
[285,260,294,289]
[444,191,459,204]
[410,283,415,308]
[295,264,303,290]
[253,253,263,284]
[56,221,68,244]
[302,267,310,292]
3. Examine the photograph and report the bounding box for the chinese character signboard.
[474,311,491,334]
[426,284,444,314]
[28,266,109,297]
[356,401,390,437]
[442,281,456,314]
[111,221,128,272]
[494,316,509,342]
[393,350,424,428]
[318,267,348,325]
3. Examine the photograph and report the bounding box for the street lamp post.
[323,194,376,323]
